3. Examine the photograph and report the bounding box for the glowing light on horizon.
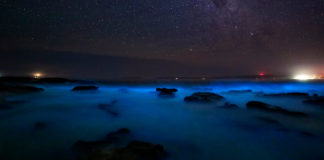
[33,72,42,79]
[259,73,265,76]
[293,74,316,81]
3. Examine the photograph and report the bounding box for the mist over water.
[1,81,324,160]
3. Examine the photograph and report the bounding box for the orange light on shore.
[33,73,42,79]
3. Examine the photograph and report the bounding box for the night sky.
[1,0,324,79]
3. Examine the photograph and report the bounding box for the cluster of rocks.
[73,128,168,160]
[184,92,224,103]
[246,101,308,117]
[0,84,44,94]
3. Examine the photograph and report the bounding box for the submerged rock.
[227,90,253,93]
[104,140,167,160]
[72,86,98,91]
[0,84,44,94]
[98,100,119,117]
[156,88,178,94]
[263,92,309,97]
[73,128,131,149]
[222,102,239,109]
[303,96,324,106]
[73,128,167,160]
[184,92,224,103]
[0,98,26,110]
[246,101,308,117]
[255,116,280,125]
[33,122,47,130]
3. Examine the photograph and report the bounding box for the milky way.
[1,0,324,77]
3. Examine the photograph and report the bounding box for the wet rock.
[255,116,280,125]
[73,128,131,152]
[184,92,224,103]
[303,96,324,106]
[0,103,12,110]
[72,86,98,91]
[263,92,309,97]
[0,98,26,110]
[98,100,119,117]
[0,84,44,94]
[73,128,167,160]
[222,102,239,109]
[105,140,167,160]
[227,90,252,93]
[33,122,47,130]
[298,131,315,137]
[156,88,178,94]
[246,101,308,117]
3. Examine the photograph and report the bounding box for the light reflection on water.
[0,81,324,160]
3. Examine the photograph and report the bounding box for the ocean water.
[1,81,324,160]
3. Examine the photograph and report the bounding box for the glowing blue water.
[0,81,324,160]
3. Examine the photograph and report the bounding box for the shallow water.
[1,81,324,160]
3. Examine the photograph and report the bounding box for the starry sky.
[1,0,324,79]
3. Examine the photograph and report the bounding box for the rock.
[222,102,239,109]
[227,90,252,93]
[105,140,167,160]
[0,84,44,94]
[184,92,224,103]
[246,101,308,117]
[73,128,131,152]
[0,98,26,110]
[33,122,47,130]
[156,88,178,94]
[0,103,12,110]
[73,128,167,160]
[255,116,280,125]
[263,92,309,97]
[72,86,98,91]
[303,96,324,106]
[98,100,119,117]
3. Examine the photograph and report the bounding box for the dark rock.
[34,122,47,130]
[184,92,224,103]
[298,131,315,137]
[72,86,98,91]
[0,103,12,110]
[255,116,280,125]
[303,96,324,106]
[73,128,167,160]
[246,101,308,117]
[0,98,26,110]
[73,128,131,152]
[156,88,178,94]
[105,140,167,160]
[0,84,44,94]
[222,102,239,109]
[263,92,309,97]
[98,100,119,117]
[227,90,252,93]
